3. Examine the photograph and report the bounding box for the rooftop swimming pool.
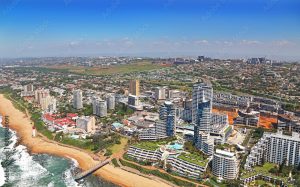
[167,143,183,150]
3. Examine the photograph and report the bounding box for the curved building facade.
[212,149,239,180]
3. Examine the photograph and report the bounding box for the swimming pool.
[167,143,183,150]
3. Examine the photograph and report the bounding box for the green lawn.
[177,153,209,167]
[240,162,293,186]
[204,178,227,187]
[241,163,276,179]
[133,141,160,151]
[107,137,128,154]
[132,138,176,151]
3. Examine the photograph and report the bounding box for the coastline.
[0,94,171,187]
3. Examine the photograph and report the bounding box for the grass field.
[42,61,166,75]
[107,137,128,154]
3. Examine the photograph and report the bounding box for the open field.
[108,137,128,154]
[42,61,166,75]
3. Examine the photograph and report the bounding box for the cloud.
[69,41,80,47]
[194,40,209,45]
[272,40,293,46]
[240,40,262,45]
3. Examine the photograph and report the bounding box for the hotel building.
[212,149,239,180]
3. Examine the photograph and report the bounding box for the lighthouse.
[32,126,36,137]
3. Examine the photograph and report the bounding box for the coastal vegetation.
[111,158,120,167]
[123,154,152,166]
[119,158,197,187]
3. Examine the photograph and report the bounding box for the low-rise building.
[127,146,162,162]
[167,154,208,179]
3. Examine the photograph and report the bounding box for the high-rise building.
[245,131,300,170]
[106,94,115,110]
[193,91,211,140]
[212,149,239,180]
[92,98,107,117]
[48,97,57,113]
[21,84,35,97]
[73,90,83,109]
[35,89,50,104]
[40,95,56,113]
[192,83,213,124]
[129,80,140,96]
[156,101,176,138]
[155,87,166,100]
[24,84,34,92]
[76,116,96,134]
[194,131,214,155]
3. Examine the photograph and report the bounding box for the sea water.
[0,116,118,187]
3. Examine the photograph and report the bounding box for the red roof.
[43,113,76,127]
[54,118,76,126]
[67,113,78,118]
[43,113,55,121]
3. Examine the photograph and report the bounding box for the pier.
[74,159,110,182]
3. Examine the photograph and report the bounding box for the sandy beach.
[0,94,171,187]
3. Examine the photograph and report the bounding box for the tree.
[166,163,172,172]
[225,179,241,187]
[279,159,287,173]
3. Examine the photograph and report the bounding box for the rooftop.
[133,141,160,151]
[177,152,209,167]
[215,149,235,157]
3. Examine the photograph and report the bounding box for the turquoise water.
[0,116,118,187]
[168,143,183,150]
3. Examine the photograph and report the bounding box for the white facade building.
[127,146,162,162]
[155,87,166,100]
[245,131,300,170]
[212,149,239,180]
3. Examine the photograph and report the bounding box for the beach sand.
[0,94,171,187]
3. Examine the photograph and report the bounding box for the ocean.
[0,116,118,187]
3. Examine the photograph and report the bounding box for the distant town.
[0,56,300,186]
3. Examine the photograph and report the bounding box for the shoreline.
[0,94,171,187]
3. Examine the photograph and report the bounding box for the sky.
[0,0,300,60]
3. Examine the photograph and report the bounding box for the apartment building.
[212,149,239,180]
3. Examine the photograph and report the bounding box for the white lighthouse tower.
[32,126,36,137]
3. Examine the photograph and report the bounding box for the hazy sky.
[0,0,300,60]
